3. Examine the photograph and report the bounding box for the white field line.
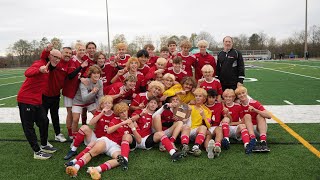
[0,95,17,101]
[0,72,24,77]
[0,104,5,106]
[0,75,23,80]
[316,100,320,103]
[283,100,294,105]
[261,61,320,68]
[0,81,23,87]
[257,66,320,80]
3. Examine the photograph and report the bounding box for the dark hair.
[86,41,97,49]
[160,47,169,52]
[148,96,160,103]
[223,36,233,43]
[143,44,155,50]
[172,56,182,64]
[207,89,218,98]
[167,40,177,46]
[180,76,197,88]
[136,49,149,58]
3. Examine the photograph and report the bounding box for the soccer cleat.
[245,138,257,154]
[171,151,183,162]
[207,139,215,159]
[66,166,78,178]
[260,141,270,152]
[190,145,202,157]
[64,160,75,167]
[87,167,101,180]
[214,146,221,157]
[221,138,230,150]
[252,141,262,152]
[64,150,77,160]
[41,145,57,153]
[55,133,67,142]
[117,155,128,171]
[181,144,189,157]
[34,150,52,160]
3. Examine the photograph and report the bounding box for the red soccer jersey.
[17,59,49,105]
[199,78,223,95]
[117,72,145,94]
[177,52,196,77]
[194,52,216,80]
[165,67,188,83]
[130,92,150,108]
[62,56,82,98]
[138,64,150,75]
[132,110,153,138]
[107,82,134,103]
[100,62,118,93]
[241,99,265,125]
[106,117,132,145]
[43,60,70,97]
[146,56,158,68]
[206,102,223,126]
[109,54,131,68]
[225,103,244,125]
[160,109,174,130]
[93,111,115,138]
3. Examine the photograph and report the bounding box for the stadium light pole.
[106,0,111,58]
[304,0,308,60]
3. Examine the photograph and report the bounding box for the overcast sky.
[0,0,319,55]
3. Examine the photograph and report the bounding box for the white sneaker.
[55,133,67,142]
[207,139,215,159]
[47,141,53,148]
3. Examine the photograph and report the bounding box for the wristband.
[131,127,136,131]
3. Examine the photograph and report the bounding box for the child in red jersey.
[194,40,216,80]
[204,89,223,159]
[235,86,272,152]
[176,40,196,77]
[165,56,188,84]
[107,75,137,104]
[65,102,133,179]
[220,89,256,154]
[145,57,167,83]
[109,43,131,68]
[144,44,158,68]
[64,95,114,160]
[137,49,150,75]
[197,64,222,102]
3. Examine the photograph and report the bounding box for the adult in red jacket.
[17,49,61,160]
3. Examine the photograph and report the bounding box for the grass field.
[0,59,319,179]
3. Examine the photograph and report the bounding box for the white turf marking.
[316,100,320,103]
[258,67,320,80]
[0,95,17,101]
[272,62,320,68]
[0,104,5,106]
[284,100,294,105]
[0,81,23,87]
[0,75,23,80]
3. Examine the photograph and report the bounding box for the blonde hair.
[156,58,167,65]
[113,102,129,116]
[180,40,192,49]
[201,64,214,72]
[235,86,248,95]
[116,43,127,50]
[148,81,165,93]
[87,65,102,77]
[193,88,208,98]
[98,95,113,110]
[223,89,235,98]
[126,57,140,69]
[163,73,175,81]
[197,40,209,47]
[75,42,85,51]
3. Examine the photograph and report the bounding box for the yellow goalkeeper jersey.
[190,104,212,129]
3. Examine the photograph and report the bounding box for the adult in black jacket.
[216,36,245,90]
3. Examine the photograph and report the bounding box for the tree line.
[1,25,319,68]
